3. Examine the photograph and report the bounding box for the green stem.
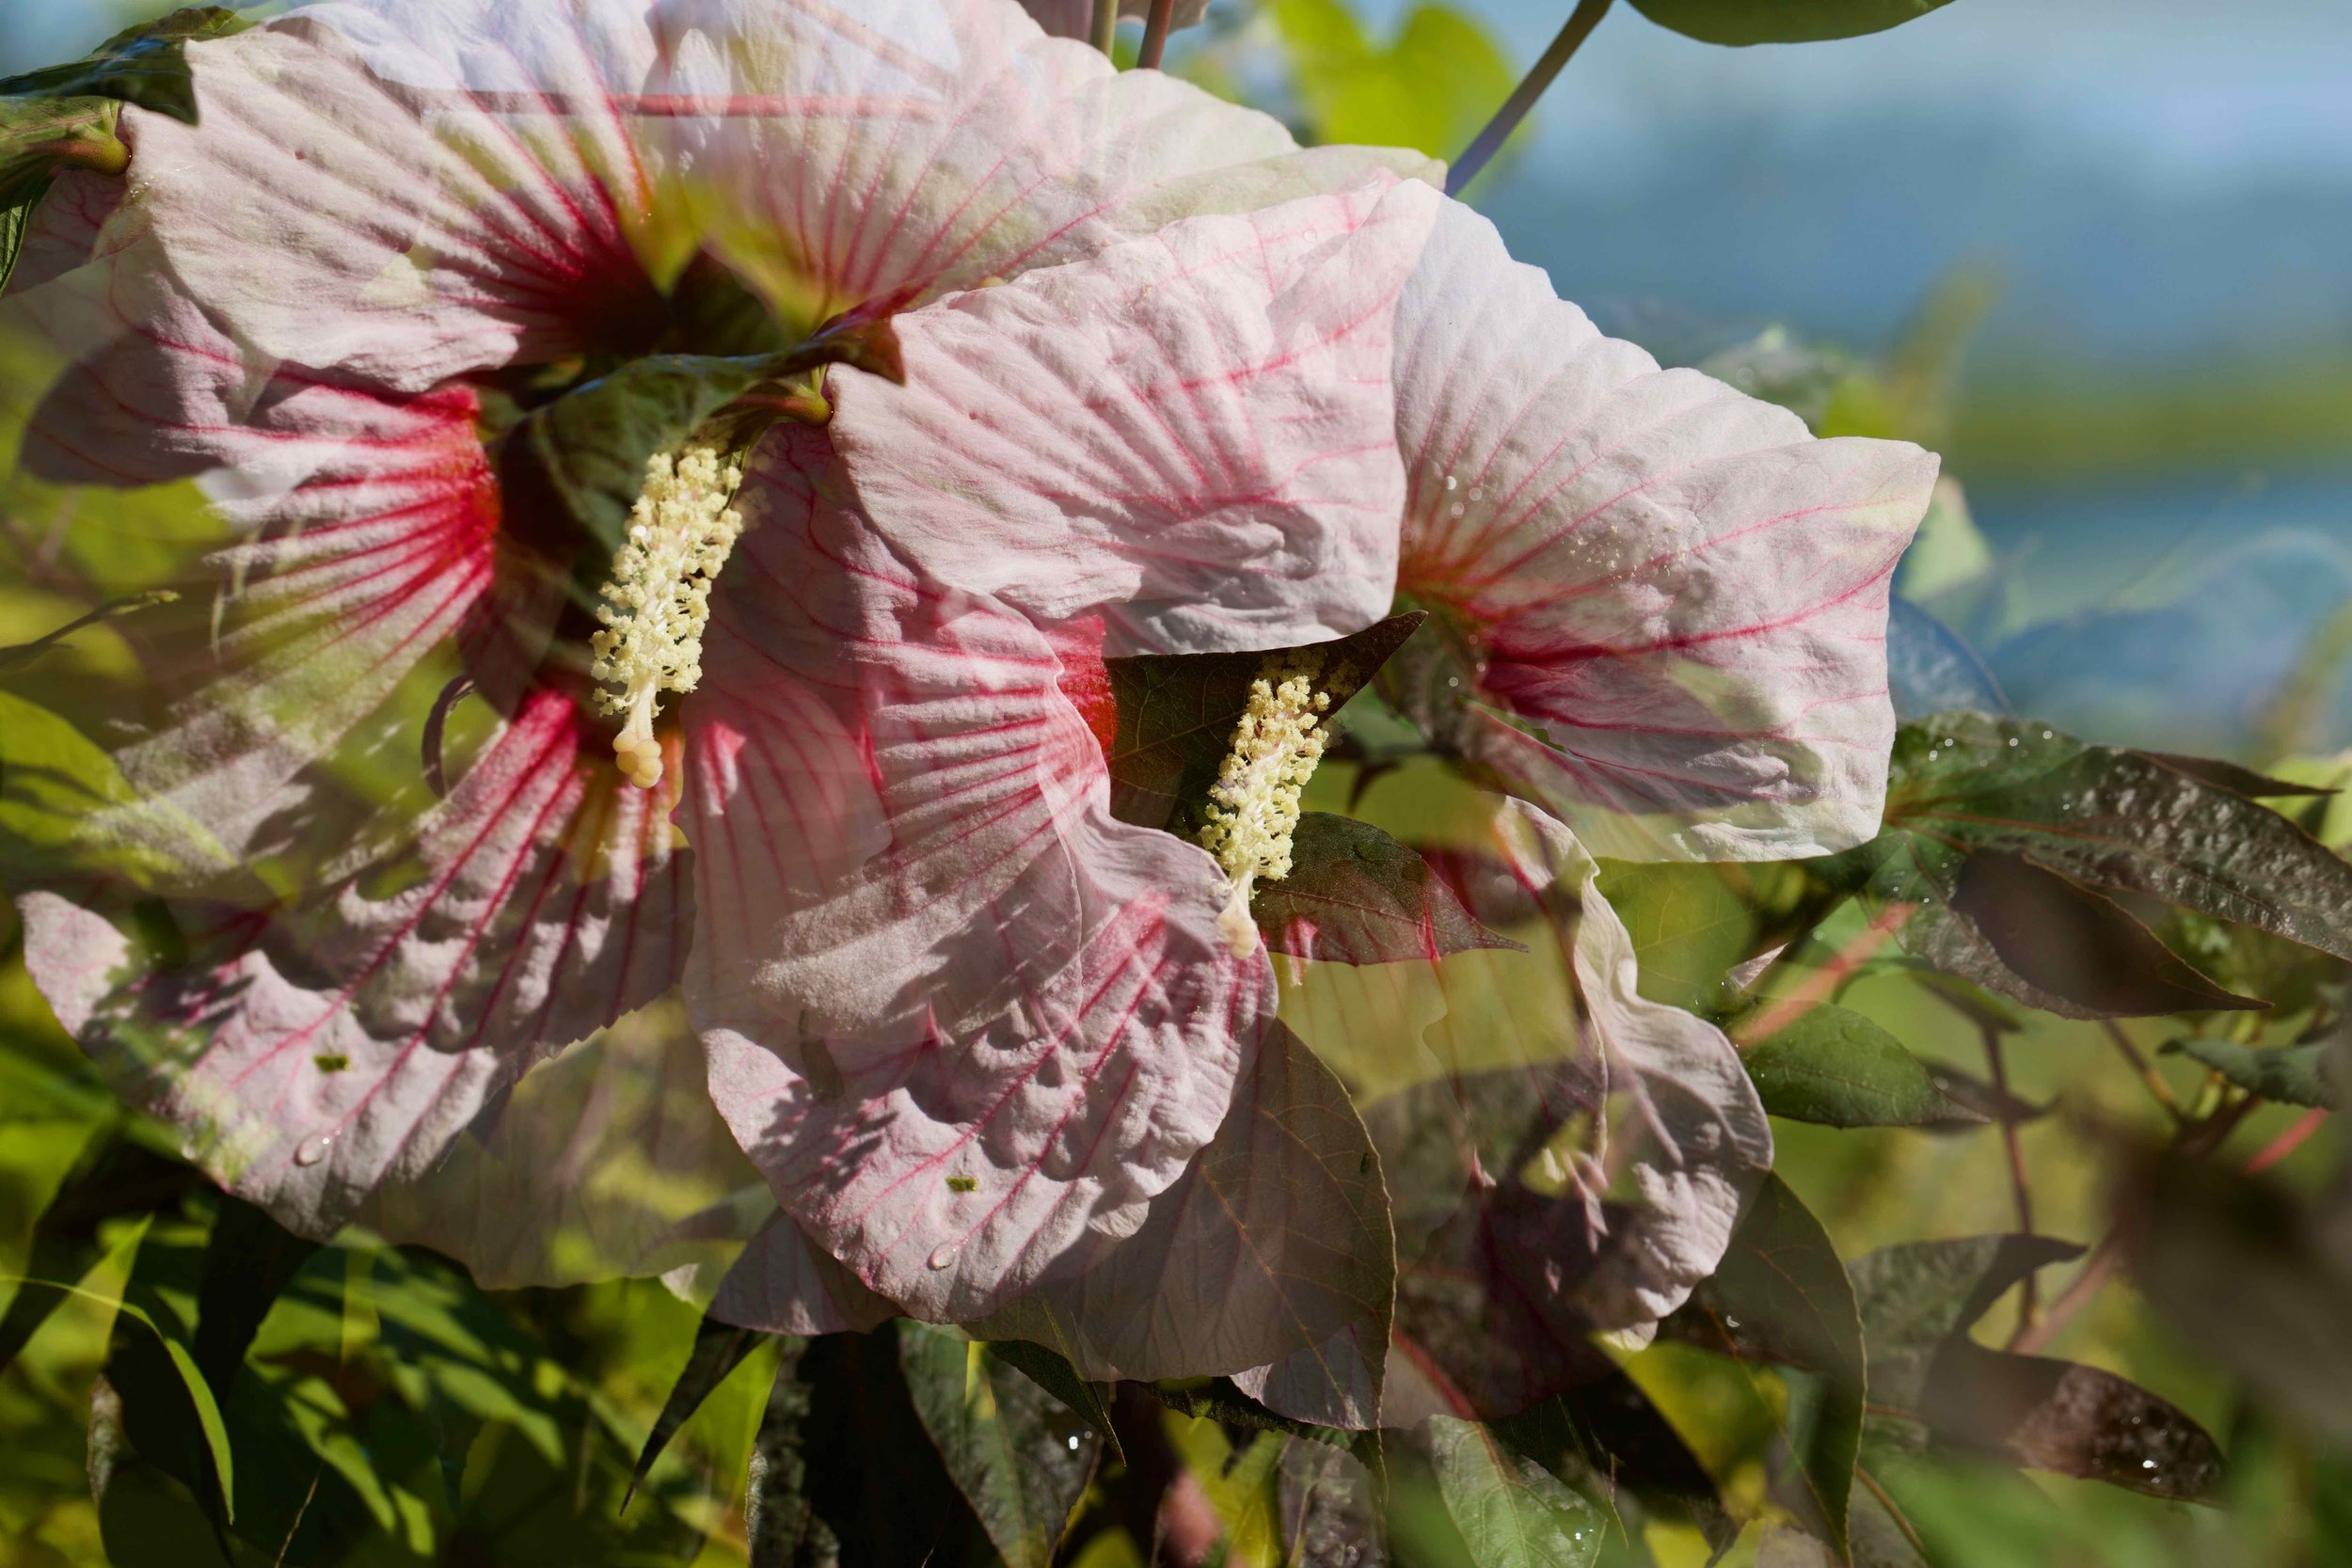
[1447,0,1614,196]
[1090,0,1120,57]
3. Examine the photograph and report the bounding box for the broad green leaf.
[1104,610,1423,836]
[1629,0,1954,46]
[0,8,248,125]
[626,1315,768,1506]
[2164,1037,2337,1108]
[9,1266,237,1522]
[1671,1177,1864,1558]
[1847,1235,2084,1365]
[1255,813,1522,965]
[1740,1004,1980,1128]
[1884,717,2352,960]
[1270,0,1515,162]
[0,1139,199,1374]
[985,1338,1120,1455]
[898,1323,1102,1568]
[0,688,232,887]
[1422,1416,1606,1568]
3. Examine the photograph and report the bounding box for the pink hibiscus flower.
[2,0,1433,1335]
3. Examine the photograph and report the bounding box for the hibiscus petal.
[1395,200,1938,860]
[707,1212,898,1336]
[1277,779,1772,1418]
[16,689,691,1238]
[686,426,1267,1321]
[826,177,1440,653]
[653,0,1435,329]
[114,8,665,393]
[966,1022,1391,1391]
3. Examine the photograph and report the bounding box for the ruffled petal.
[1394,200,1938,860]
[965,1022,1390,1388]
[684,425,1268,1322]
[826,177,1439,653]
[114,8,667,393]
[16,689,691,1238]
[653,0,1435,329]
[1276,779,1772,1419]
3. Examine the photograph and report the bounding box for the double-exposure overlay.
[0,1,2344,1564]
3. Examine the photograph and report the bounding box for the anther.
[588,445,746,788]
[1198,652,1331,958]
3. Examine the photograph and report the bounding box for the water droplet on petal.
[1445,473,1458,491]
[294,1134,333,1167]
[926,1243,959,1271]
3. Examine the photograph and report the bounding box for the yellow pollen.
[1198,653,1330,958]
[589,444,746,789]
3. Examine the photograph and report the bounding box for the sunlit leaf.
[1416,1416,1606,1568]
[2164,1036,2337,1108]
[1740,1004,1981,1128]
[1670,1177,1864,1556]
[898,1323,1101,1568]
[1629,0,1954,46]
[1256,813,1522,965]
[1267,0,1516,162]
[626,1315,767,1508]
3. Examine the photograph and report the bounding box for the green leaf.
[1254,813,1523,965]
[497,353,772,563]
[898,1323,1102,1568]
[189,1196,317,1399]
[1420,1416,1606,1568]
[1270,0,1516,162]
[1847,1235,2085,1365]
[2164,1036,2337,1108]
[1629,0,1954,46]
[1885,717,2352,960]
[1741,1004,1982,1128]
[983,1338,1120,1457]
[626,1314,768,1507]
[747,1329,984,1568]
[1671,1176,1865,1558]
[0,1140,199,1375]
[8,1264,237,1523]
[0,8,248,125]
[1922,1342,2225,1501]
[1102,611,1423,836]
[0,186,40,294]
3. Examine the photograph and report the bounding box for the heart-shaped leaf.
[2164,1037,2337,1108]
[1740,1005,1981,1128]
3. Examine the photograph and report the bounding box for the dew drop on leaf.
[294,1134,333,1167]
[926,1243,959,1271]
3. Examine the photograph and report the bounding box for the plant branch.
[2010,1227,2124,1355]
[1446,0,1613,196]
[1138,0,1176,70]
[1091,0,1120,57]
[1732,901,1911,1046]
[1980,1022,2040,1340]
[2100,1019,2185,1122]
